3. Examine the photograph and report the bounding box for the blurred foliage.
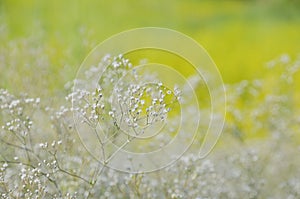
[0,0,299,112]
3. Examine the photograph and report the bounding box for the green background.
[0,0,299,96]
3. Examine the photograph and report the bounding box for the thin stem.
[52,152,90,184]
[0,138,33,152]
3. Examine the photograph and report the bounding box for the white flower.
[108,111,114,117]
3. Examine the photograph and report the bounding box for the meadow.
[0,0,300,198]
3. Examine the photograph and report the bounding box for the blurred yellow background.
[0,0,299,94]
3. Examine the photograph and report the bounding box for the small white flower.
[108,111,114,117]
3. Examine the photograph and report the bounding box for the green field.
[1,0,300,93]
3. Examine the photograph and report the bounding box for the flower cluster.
[0,54,300,198]
[115,81,180,135]
[69,54,181,144]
